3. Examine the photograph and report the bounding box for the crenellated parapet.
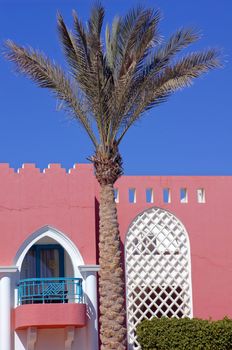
[0,162,97,266]
[0,163,94,174]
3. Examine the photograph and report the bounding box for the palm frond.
[4,40,97,146]
[57,13,85,75]
[79,2,118,148]
[170,49,220,78]
[153,28,200,69]
[116,48,220,143]
[88,1,105,38]
[104,8,162,142]
[110,29,204,141]
[105,16,121,71]
[72,10,90,67]
[58,11,94,97]
[59,4,111,146]
[5,3,221,155]
[117,7,161,77]
[87,1,104,58]
[130,28,200,92]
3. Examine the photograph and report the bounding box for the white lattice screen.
[125,207,192,349]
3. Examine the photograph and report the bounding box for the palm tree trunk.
[98,183,127,350]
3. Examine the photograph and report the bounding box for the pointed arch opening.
[125,207,193,349]
[14,225,84,276]
[14,226,84,306]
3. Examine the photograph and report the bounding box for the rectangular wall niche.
[114,188,119,203]
[197,188,206,203]
[180,188,188,203]
[129,188,136,203]
[146,188,154,203]
[163,188,171,203]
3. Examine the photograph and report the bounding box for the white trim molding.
[0,276,11,350]
[79,265,100,273]
[79,264,99,350]
[14,225,84,277]
[0,266,18,274]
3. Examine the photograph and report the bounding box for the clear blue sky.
[0,0,231,175]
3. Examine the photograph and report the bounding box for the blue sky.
[0,0,231,175]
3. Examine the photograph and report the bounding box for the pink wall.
[0,163,97,265]
[14,304,86,329]
[0,163,231,320]
[115,175,232,320]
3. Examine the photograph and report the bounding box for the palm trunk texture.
[99,183,127,349]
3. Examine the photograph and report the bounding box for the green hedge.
[136,317,232,350]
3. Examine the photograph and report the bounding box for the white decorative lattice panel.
[125,207,192,349]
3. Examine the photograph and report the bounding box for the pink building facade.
[0,163,231,349]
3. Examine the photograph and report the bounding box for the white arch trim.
[14,225,84,277]
[125,206,193,349]
[124,206,192,250]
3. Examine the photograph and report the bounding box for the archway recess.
[125,207,193,349]
[14,225,84,277]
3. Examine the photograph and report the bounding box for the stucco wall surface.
[115,175,232,320]
[0,163,97,265]
[0,163,231,321]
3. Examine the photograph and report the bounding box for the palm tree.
[5,3,220,349]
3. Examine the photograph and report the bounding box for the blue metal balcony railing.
[17,277,83,305]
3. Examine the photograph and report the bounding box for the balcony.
[17,277,83,304]
[14,277,86,330]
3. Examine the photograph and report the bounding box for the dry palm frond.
[105,16,121,72]
[5,40,97,146]
[57,13,81,75]
[105,8,162,142]
[116,49,220,143]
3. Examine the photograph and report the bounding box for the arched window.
[125,207,193,349]
[14,225,84,276]
[21,243,65,279]
[14,226,84,306]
